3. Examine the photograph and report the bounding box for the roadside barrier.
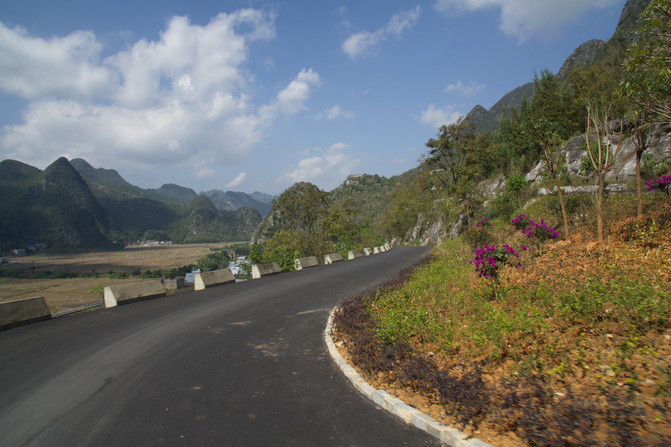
[324,253,344,264]
[194,269,235,291]
[294,256,319,270]
[104,280,165,308]
[251,262,282,279]
[0,297,51,331]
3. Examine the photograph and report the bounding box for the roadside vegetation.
[333,192,671,446]
[330,3,671,436]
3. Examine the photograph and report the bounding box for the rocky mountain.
[203,190,272,217]
[0,158,115,252]
[467,0,653,133]
[469,82,535,134]
[174,195,262,243]
[555,39,609,82]
[0,158,263,253]
[71,158,197,203]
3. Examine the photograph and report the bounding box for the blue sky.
[0,0,626,194]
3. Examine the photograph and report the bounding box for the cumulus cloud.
[0,22,114,99]
[282,142,359,189]
[342,5,421,59]
[0,11,320,172]
[419,104,463,129]
[274,68,321,114]
[226,172,247,187]
[444,80,487,96]
[433,0,620,42]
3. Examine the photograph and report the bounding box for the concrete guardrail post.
[0,297,51,331]
[325,253,344,264]
[194,269,235,291]
[294,256,319,270]
[251,262,282,279]
[104,280,166,308]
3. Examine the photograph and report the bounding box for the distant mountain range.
[467,0,651,134]
[70,158,275,216]
[0,158,272,253]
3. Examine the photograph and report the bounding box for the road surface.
[0,246,439,446]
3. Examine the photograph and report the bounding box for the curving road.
[0,246,440,447]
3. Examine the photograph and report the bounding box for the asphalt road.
[0,246,440,447]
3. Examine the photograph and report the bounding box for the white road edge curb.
[324,307,493,447]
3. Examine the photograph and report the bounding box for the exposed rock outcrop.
[526,125,671,186]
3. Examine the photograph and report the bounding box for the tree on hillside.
[263,229,304,271]
[623,0,671,216]
[530,118,571,239]
[570,62,626,244]
[273,182,330,258]
[496,108,516,175]
[531,69,583,140]
[624,0,671,126]
[531,70,570,139]
[496,96,544,172]
[424,116,476,193]
[424,117,492,227]
[275,182,328,237]
[378,172,436,239]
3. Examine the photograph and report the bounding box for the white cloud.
[318,105,354,120]
[275,68,321,114]
[0,22,114,99]
[444,80,487,96]
[0,11,321,173]
[386,6,422,35]
[433,0,620,42]
[226,172,247,187]
[342,5,421,59]
[282,142,359,189]
[419,104,463,129]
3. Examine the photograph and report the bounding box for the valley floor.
[0,243,235,312]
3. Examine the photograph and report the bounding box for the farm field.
[0,243,233,313]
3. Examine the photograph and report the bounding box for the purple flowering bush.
[511,213,533,231]
[645,175,671,197]
[470,243,522,281]
[521,220,560,242]
[511,214,560,243]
